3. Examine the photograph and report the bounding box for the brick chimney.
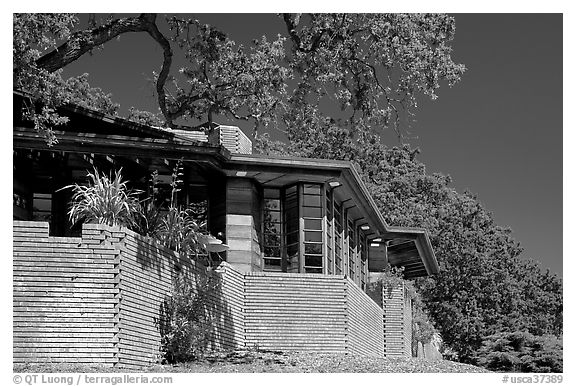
[208,125,252,155]
[167,124,252,154]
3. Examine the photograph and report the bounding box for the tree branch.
[34,13,176,127]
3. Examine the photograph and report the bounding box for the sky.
[60,13,563,275]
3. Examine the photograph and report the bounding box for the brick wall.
[345,277,385,357]
[243,272,348,353]
[14,221,411,367]
[382,283,412,357]
[13,221,245,368]
[13,222,120,366]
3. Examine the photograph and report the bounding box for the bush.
[475,331,562,373]
[63,168,142,228]
[158,271,220,363]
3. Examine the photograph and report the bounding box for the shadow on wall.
[157,265,236,363]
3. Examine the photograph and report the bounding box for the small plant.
[158,271,220,363]
[369,265,406,298]
[63,168,142,228]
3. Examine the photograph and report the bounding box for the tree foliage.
[258,129,563,365]
[13,13,464,142]
[282,13,465,139]
[475,331,562,373]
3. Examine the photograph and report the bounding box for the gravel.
[14,350,489,373]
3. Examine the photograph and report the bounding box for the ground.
[14,350,489,373]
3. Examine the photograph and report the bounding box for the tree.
[475,331,562,373]
[258,131,563,365]
[13,13,464,144]
[281,13,465,140]
[14,13,290,144]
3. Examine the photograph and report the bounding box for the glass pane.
[305,267,323,274]
[287,243,299,257]
[285,208,298,222]
[303,194,321,207]
[286,232,299,245]
[305,243,323,254]
[265,199,280,211]
[303,184,321,195]
[304,231,322,242]
[303,206,322,218]
[264,256,281,264]
[264,257,282,272]
[264,221,281,234]
[304,254,322,267]
[264,245,281,257]
[304,218,322,230]
[32,193,52,221]
[264,233,281,247]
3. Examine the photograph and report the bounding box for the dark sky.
[61,13,563,275]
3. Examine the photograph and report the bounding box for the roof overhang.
[226,154,440,278]
[13,91,439,278]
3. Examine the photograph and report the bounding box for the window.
[359,231,367,290]
[32,193,52,222]
[302,184,323,273]
[334,201,343,275]
[260,182,370,281]
[348,217,356,280]
[263,189,282,271]
[326,189,334,275]
[284,185,299,272]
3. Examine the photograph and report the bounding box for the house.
[13,92,439,368]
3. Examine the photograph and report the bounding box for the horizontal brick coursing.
[14,221,410,368]
[13,221,119,366]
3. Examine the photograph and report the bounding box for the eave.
[226,153,440,278]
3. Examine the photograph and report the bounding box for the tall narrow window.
[334,201,343,275]
[348,217,356,280]
[359,231,367,290]
[325,188,334,275]
[302,184,323,273]
[263,189,282,271]
[32,193,52,222]
[284,185,299,273]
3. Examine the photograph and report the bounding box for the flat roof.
[227,153,439,277]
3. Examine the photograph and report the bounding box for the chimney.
[208,125,252,155]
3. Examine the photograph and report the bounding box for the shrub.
[158,271,220,363]
[476,331,562,373]
[63,168,142,228]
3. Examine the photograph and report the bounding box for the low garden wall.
[13,220,406,368]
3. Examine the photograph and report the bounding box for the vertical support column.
[225,178,262,273]
[382,282,412,357]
